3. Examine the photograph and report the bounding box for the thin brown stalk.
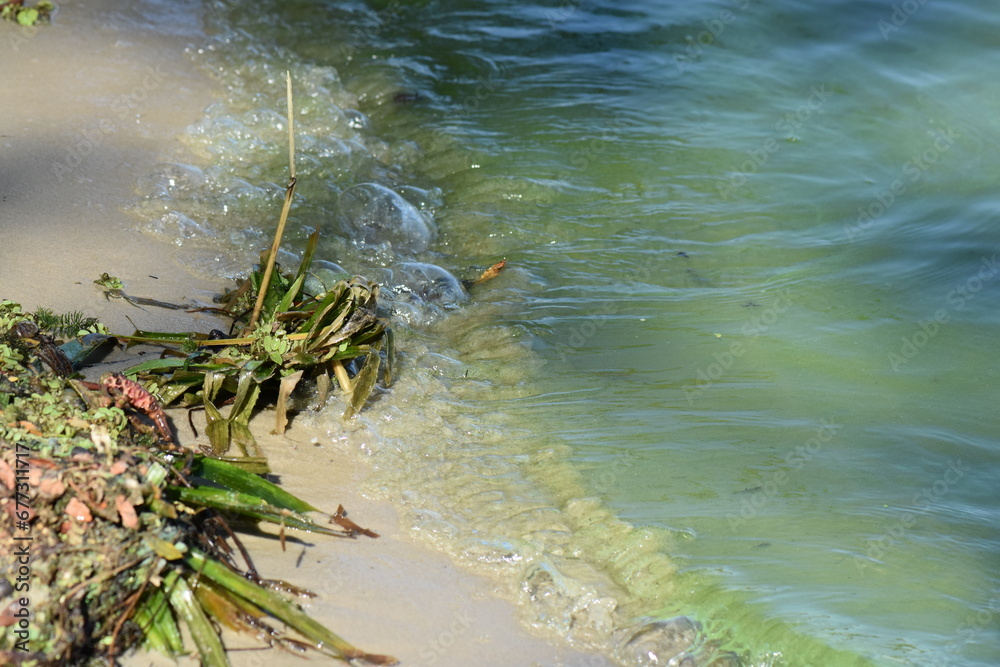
[249,71,297,330]
[332,359,352,392]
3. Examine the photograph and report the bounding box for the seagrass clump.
[0,301,395,666]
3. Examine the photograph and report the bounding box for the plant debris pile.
[0,301,396,666]
[0,72,503,666]
[120,231,392,473]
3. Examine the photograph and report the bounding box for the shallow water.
[131,1,1000,664]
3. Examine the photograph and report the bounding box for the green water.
[134,0,1000,664]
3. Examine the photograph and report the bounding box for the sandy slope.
[0,2,609,666]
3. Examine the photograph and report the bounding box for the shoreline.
[1,2,611,666]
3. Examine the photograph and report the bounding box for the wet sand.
[0,2,610,666]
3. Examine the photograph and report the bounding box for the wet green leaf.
[274,369,303,435]
[135,587,184,657]
[276,273,306,315]
[158,378,204,406]
[230,422,263,458]
[300,284,348,337]
[168,487,340,536]
[185,548,397,665]
[203,369,227,402]
[230,371,260,425]
[383,327,395,387]
[189,455,317,513]
[203,397,230,455]
[124,357,189,374]
[201,455,270,475]
[293,231,320,288]
[344,348,380,419]
[251,254,292,319]
[164,570,228,667]
[16,8,38,26]
[326,343,369,362]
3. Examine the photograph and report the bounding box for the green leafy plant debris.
[117,230,392,471]
[0,301,397,666]
[0,1,54,26]
[0,75,398,666]
[114,72,392,471]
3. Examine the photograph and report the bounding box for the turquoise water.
[136,1,1000,664]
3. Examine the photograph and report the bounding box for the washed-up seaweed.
[111,74,391,472]
[0,300,396,666]
[0,75,397,666]
[115,229,391,470]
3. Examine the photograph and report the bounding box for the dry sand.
[1,2,611,666]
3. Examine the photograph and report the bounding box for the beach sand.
[1,2,611,666]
